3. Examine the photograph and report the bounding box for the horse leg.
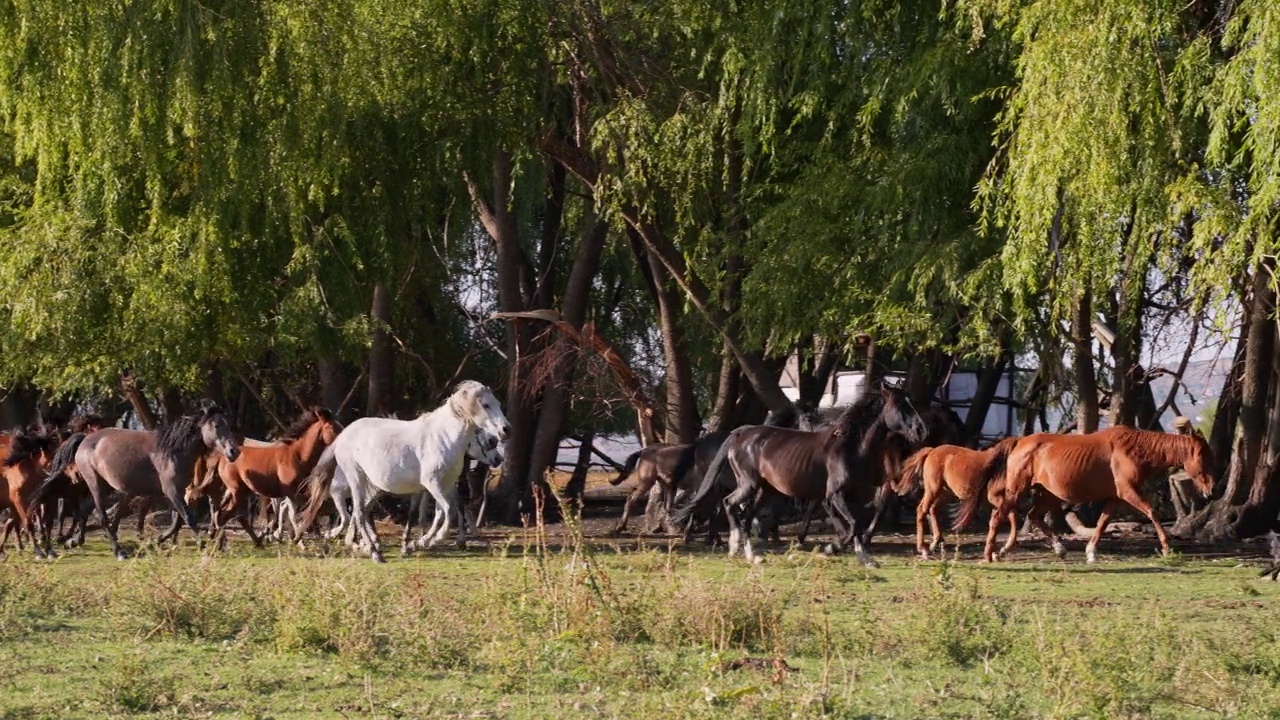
[612,477,652,535]
[344,466,383,563]
[1084,499,1119,564]
[402,492,421,555]
[237,494,264,548]
[422,481,456,549]
[326,490,350,541]
[1116,485,1171,557]
[158,469,201,547]
[796,502,816,545]
[832,491,879,568]
[915,489,935,559]
[83,474,127,561]
[1024,493,1066,559]
[415,492,438,550]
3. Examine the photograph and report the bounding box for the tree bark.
[708,342,742,432]
[798,336,840,408]
[524,215,609,494]
[468,151,540,522]
[366,282,394,417]
[644,247,699,443]
[965,350,1009,441]
[120,372,158,430]
[318,357,349,417]
[1179,259,1276,540]
[1072,290,1100,433]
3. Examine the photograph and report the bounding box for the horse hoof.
[115,552,128,561]
[750,555,765,565]
[823,543,838,556]
[372,554,387,564]
[863,560,880,569]
[1052,543,1068,559]
[918,550,930,560]
[1085,549,1097,564]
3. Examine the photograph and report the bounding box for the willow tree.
[0,1,477,422]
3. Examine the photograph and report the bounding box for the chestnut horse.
[670,383,927,566]
[891,436,1018,559]
[0,430,59,555]
[186,407,340,546]
[954,424,1215,563]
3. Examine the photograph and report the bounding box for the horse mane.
[1113,426,1201,468]
[824,386,886,455]
[156,405,222,457]
[68,414,104,435]
[4,428,52,467]
[278,407,333,442]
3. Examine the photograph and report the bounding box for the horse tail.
[295,442,339,538]
[952,437,1021,532]
[669,433,734,528]
[610,451,643,485]
[670,442,699,490]
[895,448,931,496]
[31,432,86,505]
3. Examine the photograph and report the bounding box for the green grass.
[0,529,1277,719]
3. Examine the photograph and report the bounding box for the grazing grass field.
[0,523,1278,720]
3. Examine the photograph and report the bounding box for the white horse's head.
[450,380,510,447]
[467,428,504,466]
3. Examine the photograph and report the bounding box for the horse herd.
[0,379,1216,566]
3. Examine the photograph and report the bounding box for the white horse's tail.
[294,442,339,541]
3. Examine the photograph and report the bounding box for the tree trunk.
[708,342,741,432]
[965,351,1009,441]
[318,357,348,417]
[366,282,394,417]
[1072,290,1100,433]
[524,215,608,494]
[1179,259,1275,540]
[797,336,839,408]
[646,248,699,443]
[563,431,595,509]
[120,373,158,430]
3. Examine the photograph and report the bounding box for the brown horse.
[0,430,59,555]
[35,404,240,560]
[954,423,1215,563]
[187,407,339,547]
[670,383,927,566]
[892,437,1018,559]
[608,442,690,535]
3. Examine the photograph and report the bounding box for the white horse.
[296,381,509,562]
[315,428,501,552]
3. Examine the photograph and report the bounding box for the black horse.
[670,383,927,565]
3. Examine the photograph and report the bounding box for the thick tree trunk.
[1178,260,1275,540]
[797,336,839,408]
[525,216,608,494]
[160,386,185,423]
[366,282,394,417]
[318,357,348,417]
[468,151,541,523]
[708,342,741,432]
[1072,290,1100,433]
[643,247,699,443]
[965,351,1009,441]
[120,373,158,430]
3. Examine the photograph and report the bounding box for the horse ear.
[1173,416,1192,436]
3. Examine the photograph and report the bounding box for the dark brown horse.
[37,404,240,560]
[891,436,1018,559]
[954,424,1215,562]
[671,383,927,565]
[608,443,687,535]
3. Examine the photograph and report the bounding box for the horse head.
[311,406,342,445]
[468,428,504,466]
[451,381,510,447]
[197,404,241,462]
[1174,417,1215,497]
[4,428,56,470]
[879,382,927,445]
